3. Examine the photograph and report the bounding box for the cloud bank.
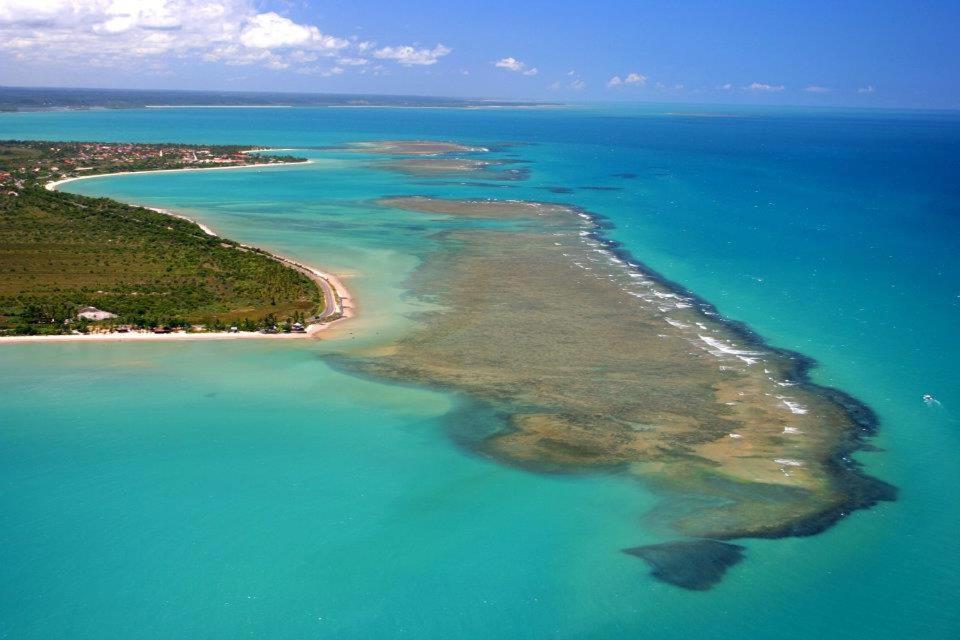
[746,82,785,92]
[0,0,448,74]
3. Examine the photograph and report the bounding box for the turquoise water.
[1,106,958,638]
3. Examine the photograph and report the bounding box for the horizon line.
[2,84,959,114]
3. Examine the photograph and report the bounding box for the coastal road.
[314,273,340,319]
[280,259,342,321]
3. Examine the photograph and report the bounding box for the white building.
[77,306,118,321]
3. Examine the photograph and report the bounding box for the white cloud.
[608,71,646,88]
[0,1,439,75]
[373,43,451,65]
[746,82,785,92]
[718,83,734,91]
[569,78,586,91]
[804,85,830,93]
[858,85,875,94]
[495,57,536,75]
[239,12,311,48]
[495,57,522,71]
[239,12,346,51]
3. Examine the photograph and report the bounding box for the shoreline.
[43,158,311,191]
[4,159,355,344]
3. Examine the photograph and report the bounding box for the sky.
[0,0,958,109]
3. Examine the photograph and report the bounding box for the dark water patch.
[579,186,623,191]
[541,186,575,194]
[624,540,746,590]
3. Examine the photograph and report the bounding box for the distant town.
[0,141,305,193]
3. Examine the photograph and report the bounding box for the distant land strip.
[0,86,559,112]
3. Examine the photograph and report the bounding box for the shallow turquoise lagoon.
[1,106,958,638]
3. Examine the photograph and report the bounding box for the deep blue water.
[1,105,958,638]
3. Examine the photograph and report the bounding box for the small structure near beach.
[77,306,118,321]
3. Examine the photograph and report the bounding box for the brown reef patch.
[350,195,894,586]
[349,140,487,155]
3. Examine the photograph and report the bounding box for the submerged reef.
[345,139,530,181]
[346,188,894,588]
[624,540,746,591]
[377,157,530,181]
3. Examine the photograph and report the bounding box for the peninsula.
[0,140,348,338]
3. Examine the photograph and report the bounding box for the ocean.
[1,105,958,638]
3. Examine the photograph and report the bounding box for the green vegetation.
[0,140,321,335]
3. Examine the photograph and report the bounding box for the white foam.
[781,399,808,415]
[774,458,804,467]
[698,335,762,365]
[665,318,689,329]
[783,427,802,434]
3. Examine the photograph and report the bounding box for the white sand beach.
[44,159,312,192]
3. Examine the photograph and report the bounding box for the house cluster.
[71,305,308,336]
[0,170,19,195]
[59,143,248,168]
[1,142,266,194]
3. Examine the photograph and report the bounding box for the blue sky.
[1,0,958,108]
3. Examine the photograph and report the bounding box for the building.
[77,306,118,321]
